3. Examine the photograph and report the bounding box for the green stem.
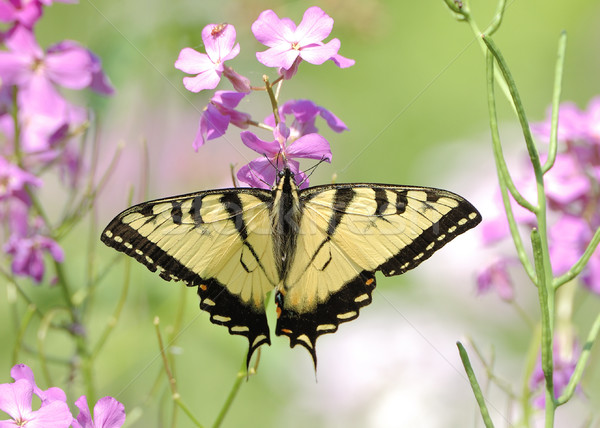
[542,31,567,174]
[486,50,536,212]
[485,50,536,281]
[263,75,281,125]
[12,304,36,365]
[556,312,600,405]
[531,229,555,427]
[482,36,544,182]
[212,359,248,428]
[456,342,495,428]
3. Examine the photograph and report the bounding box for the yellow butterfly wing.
[101,189,278,365]
[275,184,481,366]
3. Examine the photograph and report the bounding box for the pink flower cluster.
[0,363,125,427]
[174,6,353,188]
[0,1,113,282]
[478,97,600,299]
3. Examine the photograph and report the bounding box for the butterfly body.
[102,168,481,368]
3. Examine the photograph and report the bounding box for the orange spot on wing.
[199,284,207,291]
[281,328,292,334]
[365,278,374,286]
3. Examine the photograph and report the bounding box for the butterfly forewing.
[101,188,278,365]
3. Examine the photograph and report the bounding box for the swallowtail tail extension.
[101,168,481,368]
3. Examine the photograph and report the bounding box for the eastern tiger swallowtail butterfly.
[101,167,481,369]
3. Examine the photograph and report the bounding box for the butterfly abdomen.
[271,169,302,279]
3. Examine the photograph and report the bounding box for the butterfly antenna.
[297,155,328,188]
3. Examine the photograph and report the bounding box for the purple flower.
[544,153,590,210]
[175,23,245,93]
[0,0,42,29]
[530,336,579,408]
[476,258,516,302]
[237,122,331,189]
[0,27,94,90]
[264,99,348,140]
[47,41,114,96]
[10,364,66,406]
[0,27,112,156]
[531,96,600,145]
[4,202,64,283]
[193,90,250,150]
[0,378,72,427]
[72,396,125,428]
[0,156,42,203]
[252,6,354,79]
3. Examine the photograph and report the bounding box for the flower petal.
[193,104,229,150]
[251,9,295,48]
[74,395,92,428]
[27,399,73,428]
[236,158,276,189]
[240,131,281,156]
[286,133,332,161]
[45,43,93,89]
[318,106,348,132]
[212,90,246,109]
[174,48,212,74]
[330,53,355,68]
[0,379,34,421]
[182,69,221,93]
[202,24,239,63]
[222,66,251,93]
[256,44,299,69]
[295,6,333,45]
[92,396,126,428]
[299,38,340,65]
[5,26,42,57]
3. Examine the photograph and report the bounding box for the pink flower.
[72,396,125,428]
[237,122,331,189]
[175,23,245,93]
[252,6,354,79]
[0,0,42,29]
[476,258,517,302]
[193,90,250,150]
[264,99,348,140]
[10,364,66,406]
[3,202,64,283]
[0,156,42,204]
[0,379,72,427]
[0,27,93,90]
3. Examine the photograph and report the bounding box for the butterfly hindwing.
[275,184,481,366]
[101,188,278,365]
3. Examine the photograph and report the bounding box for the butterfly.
[101,167,481,369]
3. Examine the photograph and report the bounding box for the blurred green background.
[3,0,600,427]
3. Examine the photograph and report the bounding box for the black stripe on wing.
[275,271,376,369]
[375,188,482,276]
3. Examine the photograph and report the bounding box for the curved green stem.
[12,304,36,365]
[556,312,600,405]
[457,342,495,428]
[486,50,536,281]
[542,32,567,174]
